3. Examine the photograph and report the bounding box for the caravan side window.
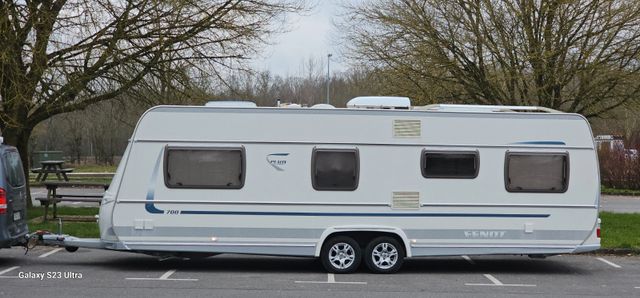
[164,147,245,189]
[505,152,569,193]
[421,150,479,178]
[312,148,359,191]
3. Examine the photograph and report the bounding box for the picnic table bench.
[36,181,109,222]
[31,160,74,182]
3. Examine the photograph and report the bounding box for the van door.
[0,148,28,247]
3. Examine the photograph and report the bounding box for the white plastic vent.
[393,119,421,137]
[392,192,420,209]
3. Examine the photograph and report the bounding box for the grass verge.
[27,206,100,238]
[600,212,640,250]
[71,164,117,173]
[601,186,640,196]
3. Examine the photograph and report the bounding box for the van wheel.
[65,246,79,253]
[321,236,361,273]
[364,237,404,274]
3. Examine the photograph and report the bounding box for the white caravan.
[49,100,601,273]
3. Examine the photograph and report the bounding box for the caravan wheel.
[364,237,404,273]
[320,236,361,273]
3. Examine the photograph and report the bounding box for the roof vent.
[205,101,257,107]
[347,96,411,109]
[311,104,335,109]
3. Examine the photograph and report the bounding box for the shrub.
[598,146,640,190]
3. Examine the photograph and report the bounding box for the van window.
[312,149,359,191]
[164,147,244,189]
[3,151,25,187]
[421,151,479,178]
[505,153,568,193]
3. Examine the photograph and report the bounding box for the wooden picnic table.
[32,160,74,182]
[37,181,109,222]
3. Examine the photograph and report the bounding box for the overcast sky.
[251,1,348,77]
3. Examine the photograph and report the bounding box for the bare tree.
[342,0,640,113]
[0,0,306,203]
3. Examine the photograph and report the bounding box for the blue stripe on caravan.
[512,141,566,145]
[178,210,549,218]
[146,150,165,214]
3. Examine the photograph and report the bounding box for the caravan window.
[421,151,479,178]
[164,147,244,189]
[312,149,359,191]
[505,152,569,193]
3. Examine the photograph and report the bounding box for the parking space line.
[462,255,476,265]
[39,248,63,258]
[484,274,503,285]
[295,273,367,285]
[159,269,177,280]
[596,257,622,268]
[465,274,536,287]
[125,269,198,281]
[0,266,20,276]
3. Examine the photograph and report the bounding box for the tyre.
[65,246,79,253]
[364,236,405,273]
[320,236,361,273]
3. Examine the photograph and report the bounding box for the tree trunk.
[2,127,35,208]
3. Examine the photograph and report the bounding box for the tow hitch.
[23,218,105,255]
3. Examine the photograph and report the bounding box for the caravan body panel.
[101,106,600,257]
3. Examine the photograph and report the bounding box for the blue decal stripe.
[145,150,165,214]
[178,210,549,218]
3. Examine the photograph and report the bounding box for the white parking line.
[126,269,198,281]
[462,255,476,265]
[465,274,536,287]
[295,273,367,285]
[159,269,177,280]
[39,248,63,258]
[0,266,20,276]
[484,274,503,285]
[596,257,622,268]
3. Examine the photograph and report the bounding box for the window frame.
[163,146,246,189]
[504,151,570,193]
[420,149,480,179]
[311,148,360,191]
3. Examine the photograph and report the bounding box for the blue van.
[0,142,28,248]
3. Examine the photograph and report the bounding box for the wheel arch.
[315,227,411,257]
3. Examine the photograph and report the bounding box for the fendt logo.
[464,230,506,238]
[266,153,289,171]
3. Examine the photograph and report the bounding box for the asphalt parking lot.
[1,246,639,297]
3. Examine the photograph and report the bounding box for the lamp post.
[326,53,332,104]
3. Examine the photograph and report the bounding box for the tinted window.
[3,151,25,187]
[312,149,359,190]
[422,151,479,178]
[505,153,568,193]
[165,148,244,189]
